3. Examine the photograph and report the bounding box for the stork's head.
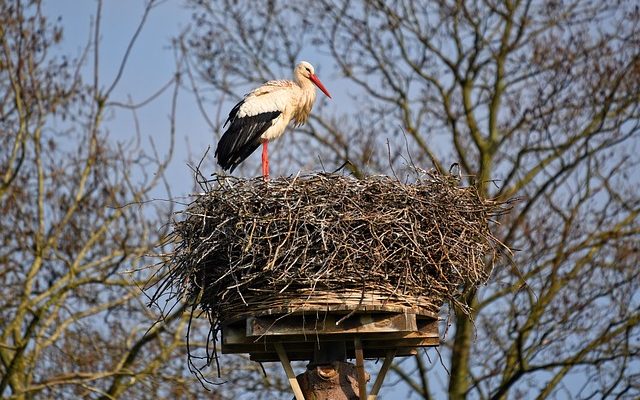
[296,61,332,98]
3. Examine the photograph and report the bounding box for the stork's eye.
[305,67,311,73]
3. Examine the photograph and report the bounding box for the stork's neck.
[293,74,317,126]
[294,72,313,90]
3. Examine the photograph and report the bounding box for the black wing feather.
[223,100,243,128]
[215,99,281,172]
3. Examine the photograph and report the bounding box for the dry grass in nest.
[152,169,512,374]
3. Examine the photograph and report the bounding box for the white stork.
[215,61,331,179]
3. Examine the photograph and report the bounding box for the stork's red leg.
[261,140,269,180]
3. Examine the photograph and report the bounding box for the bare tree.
[0,1,302,398]
[0,1,205,398]
[185,0,640,398]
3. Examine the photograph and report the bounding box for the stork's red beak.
[309,73,332,98]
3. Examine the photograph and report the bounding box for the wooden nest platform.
[154,170,511,380]
[223,307,439,361]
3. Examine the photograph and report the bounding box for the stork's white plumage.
[215,61,331,178]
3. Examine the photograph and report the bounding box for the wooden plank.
[223,326,439,347]
[222,336,439,355]
[220,304,438,325]
[215,289,441,323]
[222,315,439,351]
[354,338,368,400]
[367,349,396,399]
[247,304,438,319]
[249,347,417,363]
[274,343,305,400]
[247,312,418,337]
[225,330,438,346]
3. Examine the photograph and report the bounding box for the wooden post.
[354,337,367,399]
[274,343,306,400]
[367,349,396,399]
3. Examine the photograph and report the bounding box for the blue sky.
[44,0,208,198]
[42,1,355,198]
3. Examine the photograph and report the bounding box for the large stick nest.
[156,170,511,334]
